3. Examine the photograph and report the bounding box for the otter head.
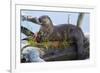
[39,15,53,27]
[37,16,54,41]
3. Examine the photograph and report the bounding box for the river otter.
[22,15,89,60]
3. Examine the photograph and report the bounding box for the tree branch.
[77,13,84,27]
[21,26,34,36]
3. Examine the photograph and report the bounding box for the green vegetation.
[27,37,71,49]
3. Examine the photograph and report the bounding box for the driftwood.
[21,35,89,61]
[21,26,34,36]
